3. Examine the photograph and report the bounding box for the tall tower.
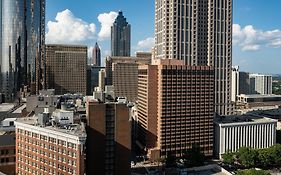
[92,42,101,66]
[155,0,233,115]
[0,0,45,101]
[111,11,131,57]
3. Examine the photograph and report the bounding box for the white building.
[214,115,277,158]
[250,74,272,95]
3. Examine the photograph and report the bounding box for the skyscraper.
[92,42,101,66]
[155,0,233,115]
[0,0,45,102]
[111,11,131,57]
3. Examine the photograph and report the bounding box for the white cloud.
[233,24,281,51]
[135,37,155,52]
[46,9,96,44]
[97,11,118,41]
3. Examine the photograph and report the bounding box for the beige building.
[46,44,87,95]
[105,56,151,102]
[138,59,214,158]
[155,0,233,115]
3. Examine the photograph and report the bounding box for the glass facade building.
[0,0,45,102]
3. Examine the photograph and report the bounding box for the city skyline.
[45,0,281,74]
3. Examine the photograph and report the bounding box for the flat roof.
[0,104,15,112]
[15,117,86,138]
[238,94,281,98]
[215,115,277,124]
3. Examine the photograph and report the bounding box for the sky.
[46,0,281,74]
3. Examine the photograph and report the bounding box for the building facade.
[250,74,272,95]
[214,115,277,158]
[0,0,45,101]
[111,11,131,57]
[86,100,131,175]
[155,0,233,115]
[105,56,151,102]
[138,59,214,158]
[92,42,101,66]
[45,44,87,95]
[15,116,86,175]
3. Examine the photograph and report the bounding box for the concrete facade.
[250,74,272,95]
[45,44,87,95]
[155,0,233,116]
[214,115,277,158]
[86,100,131,175]
[138,59,214,158]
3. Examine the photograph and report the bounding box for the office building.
[0,119,16,175]
[98,69,106,92]
[105,56,151,102]
[136,52,152,59]
[155,0,233,115]
[111,11,131,57]
[86,100,131,175]
[138,59,214,158]
[239,72,250,95]
[86,66,105,95]
[231,66,239,102]
[250,74,272,95]
[0,0,45,101]
[45,44,87,95]
[214,115,277,158]
[92,42,101,66]
[15,112,86,175]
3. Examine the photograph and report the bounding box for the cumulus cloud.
[97,11,118,40]
[233,24,281,51]
[135,37,155,52]
[46,9,96,44]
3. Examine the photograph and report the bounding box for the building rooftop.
[238,94,281,98]
[0,104,15,112]
[215,114,277,125]
[15,116,86,138]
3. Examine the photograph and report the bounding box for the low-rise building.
[214,115,277,158]
[15,112,86,175]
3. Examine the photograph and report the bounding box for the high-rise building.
[231,66,251,102]
[0,0,45,102]
[111,11,131,57]
[155,0,233,115]
[138,59,214,158]
[250,74,272,95]
[86,66,105,95]
[105,56,151,102]
[86,100,131,175]
[92,42,101,66]
[15,114,87,175]
[45,44,87,95]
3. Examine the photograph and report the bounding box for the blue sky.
[46,0,281,74]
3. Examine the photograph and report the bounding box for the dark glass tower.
[111,11,131,57]
[92,42,101,66]
[0,0,45,102]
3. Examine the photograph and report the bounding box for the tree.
[222,152,235,166]
[237,147,258,168]
[236,169,270,175]
[182,144,205,167]
[257,149,272,167]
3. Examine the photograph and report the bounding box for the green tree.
[270,144,281,166]
[237,147,258,168]
[182,144,205,167]
[222,152,235,165]
[236,169,270,175]
[165,153,177,168]
[257,149,272,167]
